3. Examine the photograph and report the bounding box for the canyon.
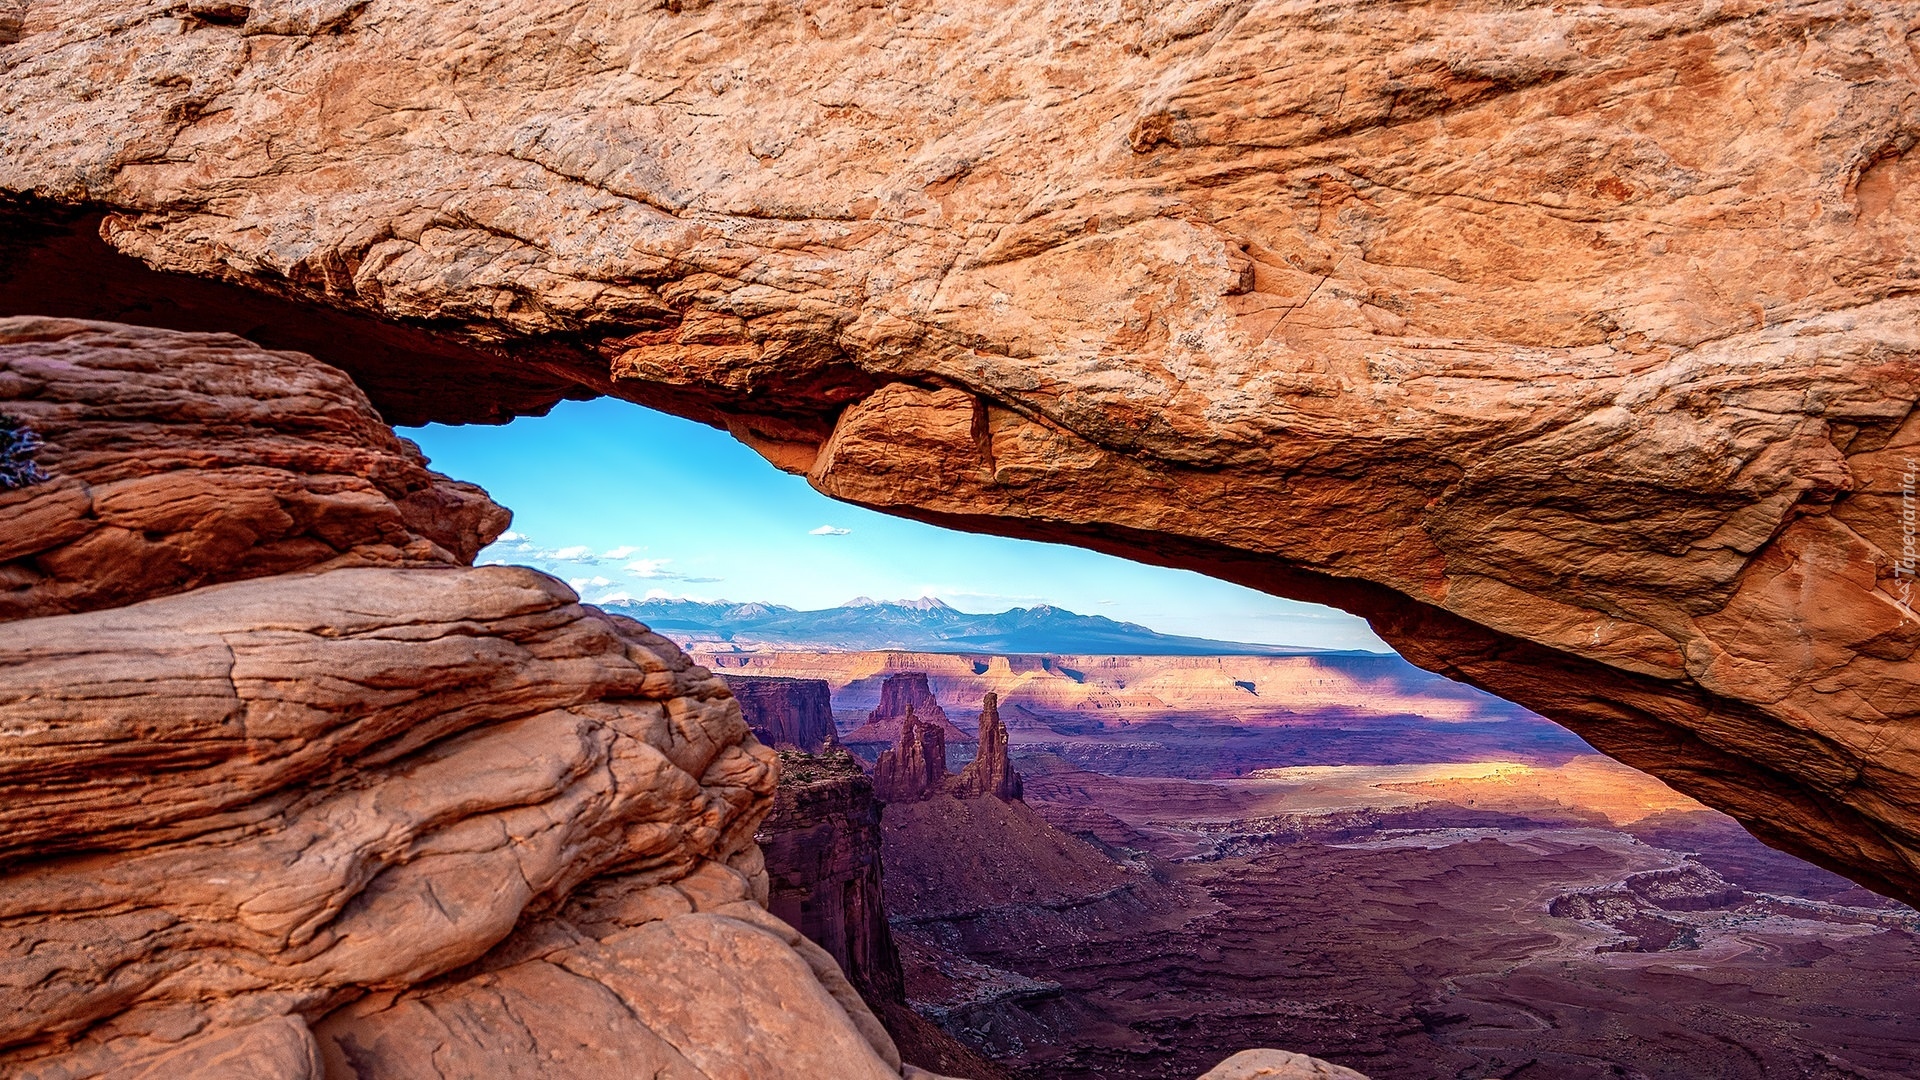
[769,662,1920,1079]
[0,319,1379,1078]
[2,0,1919,1075]
[4,0,1918,907]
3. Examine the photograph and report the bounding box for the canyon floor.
[741,651,1920,1080]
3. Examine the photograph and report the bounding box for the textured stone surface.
[3,0,1919,904]
[0,565,901,1077]
[723,674,839,753]
[0,318,507,621]
[952,693,1023,802]
[872,707,949,805]
[845,671,973,747]
[1197,1050,1370,1080]
[313,862,906,1080]
[0,323,917,1080]
[758,749,905,1004]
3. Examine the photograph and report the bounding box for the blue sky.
[401,398,1389,651]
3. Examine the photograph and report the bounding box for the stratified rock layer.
[1,0,1916,903]
[0,319,507,621]
[845,672,973,747]
[952,693,1023,802]
[758,750,905,1004]
[872,708,949,804]
[723,674,839,754]
[0,323,913,1080]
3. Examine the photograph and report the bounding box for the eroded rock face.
[1,0,1916,904]
[872,708,948,804]
[757,750,905,1004]
[0,318,507,621]
[1198,1050,1370,1080]
[952,693,1022,803]
[723,674,840,754]
[0,553,904,1080]
[845,672,973,748]
[0,323,915,1080]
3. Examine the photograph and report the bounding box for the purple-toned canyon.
[743,657,1920,1080]
[724,674,840,754]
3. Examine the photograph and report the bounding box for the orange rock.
[1,1,1915,904]
[0,318,508,620]
[0,324,916,1080]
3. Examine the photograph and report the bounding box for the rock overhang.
[1,0,1917,906]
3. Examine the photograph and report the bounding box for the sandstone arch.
[3,0,1918,907]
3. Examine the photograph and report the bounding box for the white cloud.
[809,525,851,536]
[478,533,722,585]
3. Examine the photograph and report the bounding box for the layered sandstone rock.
[872,707,949,804]
[0,323,917,1080]
[723,674,840,754]
[1198,1050,1370,1080]
[845,672,974,747]
[0,318,507,621]
[700,649,1516,720]
[758,749,905,1004]
[2,0,1915,901]
[951,693,1023,802]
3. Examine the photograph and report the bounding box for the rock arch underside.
[2,0,1919,1075]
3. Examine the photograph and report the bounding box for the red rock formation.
[0,319,508,621]
[724,674,840,754]
[4,1,1915,904]
[872,706,949,804]
[0,322,918,1080]
[844,672,974,746]
[758,750,905,1004]
[756,749,1030,1080]
[952,693,1022,802]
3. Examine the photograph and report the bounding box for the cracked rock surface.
[1,0,1918,906]
[0,321,919,1079]
[0,319,509,620]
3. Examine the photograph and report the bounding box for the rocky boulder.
[0,319,507,621]
[0,322,916,1080]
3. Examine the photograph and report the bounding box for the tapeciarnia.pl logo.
[1898,457,1917,614]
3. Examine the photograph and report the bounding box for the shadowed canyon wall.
[758,750,905,1005]
[2,0,1918,907]
[724,674,841,754]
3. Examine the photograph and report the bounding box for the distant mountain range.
[600,595,1370,656]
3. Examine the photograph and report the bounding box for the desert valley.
[697,623,1920,1080]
